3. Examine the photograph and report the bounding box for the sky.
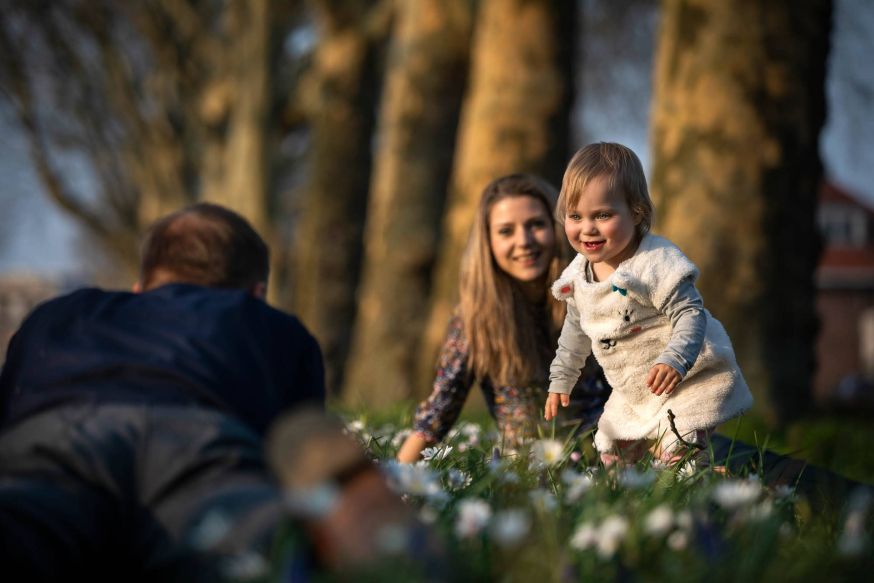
[1,0,872,279]
[0,115,83,276]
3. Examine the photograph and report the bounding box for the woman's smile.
[513,250,542,265]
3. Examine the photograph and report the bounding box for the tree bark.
[342,0,472,408]
[200,0,272,237]
[289,0,385,395]
[416,0,576,393]
[649,0,831,425]
[0,0,294,281]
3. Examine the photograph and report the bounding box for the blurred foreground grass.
[270,405,874,582]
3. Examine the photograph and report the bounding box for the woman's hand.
[647,364,682,396]
[396,432,429,463]
[544,392,570,421]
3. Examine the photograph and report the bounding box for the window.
[818,203,868,246]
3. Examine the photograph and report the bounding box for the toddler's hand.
[544,393,570,421]
[647,364,682,396]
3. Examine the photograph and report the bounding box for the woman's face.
[488,195,556,283]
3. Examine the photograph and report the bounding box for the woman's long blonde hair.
[459,174,569,387]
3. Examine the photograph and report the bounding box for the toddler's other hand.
[544,393,570,421]
[647,364,681,396]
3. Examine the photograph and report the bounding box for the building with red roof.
[814,181,874,407]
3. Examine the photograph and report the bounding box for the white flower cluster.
[455,499,492,538]
[529,489,558,513]
[490,509,531,546]
[711,476,779,525]
[445,468,473,491]
[421,444,453,462]
[838,488,872,557]
[712,476,763,509]
[571,515,630,558]
[454,498,532,547]
[570,504,696,559]
[561,468,594,503]
[382,460,447,506]
[343,417,374,446]
[447,422,482,452]
[642,504,694,550]
[355,417,870,577]
[221,552,270,581]
[616,467,656,489]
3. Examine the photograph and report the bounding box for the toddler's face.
[488,195,556,283]
[564,174,640,273]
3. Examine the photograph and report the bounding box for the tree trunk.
[416,0,576,393]
[200,0,271,238]
[342,0,472,408]
[649,0,831,425]
[0,0,293,282]
[290,0,384,395]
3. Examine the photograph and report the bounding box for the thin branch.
[0,7,136,263]
[667,409,705,451]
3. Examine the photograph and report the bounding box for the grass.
[264,410,874,582]
[719,413,874,484]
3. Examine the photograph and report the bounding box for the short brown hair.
[556,142,654,238]
[139,203,269,290]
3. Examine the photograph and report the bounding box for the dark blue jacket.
[0,284,325,434]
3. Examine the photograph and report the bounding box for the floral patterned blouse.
[413,314,611,447]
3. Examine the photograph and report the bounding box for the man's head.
[137,203,269,297]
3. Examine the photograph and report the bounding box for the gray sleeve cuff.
[548,303,591,395]
[653,354,689,378]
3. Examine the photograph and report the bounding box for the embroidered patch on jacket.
[552,280,575,300]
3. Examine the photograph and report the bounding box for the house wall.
[814,288,874,402]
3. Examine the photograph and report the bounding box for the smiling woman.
[396,174,611,463]
[488,196,556,298]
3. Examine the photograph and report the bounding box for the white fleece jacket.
[549,234,753,454]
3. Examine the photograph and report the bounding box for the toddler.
[543,143,752,465]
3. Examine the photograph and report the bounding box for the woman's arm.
[396,316,474,463]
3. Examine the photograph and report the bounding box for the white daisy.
[569,521,598,550]
[712,478,762,510]
[531,439,565,467]
[596,515,629,559]
[643,504,674,537]
[455,499,492,538]
[490,509,531,547]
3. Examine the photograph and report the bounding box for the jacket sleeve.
[294,326,326,409]
[411,315,474,444]
[653,278,706,377]
[0,329,23,426]
[548,302,592,395]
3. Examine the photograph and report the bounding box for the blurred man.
[0,203,325,580]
